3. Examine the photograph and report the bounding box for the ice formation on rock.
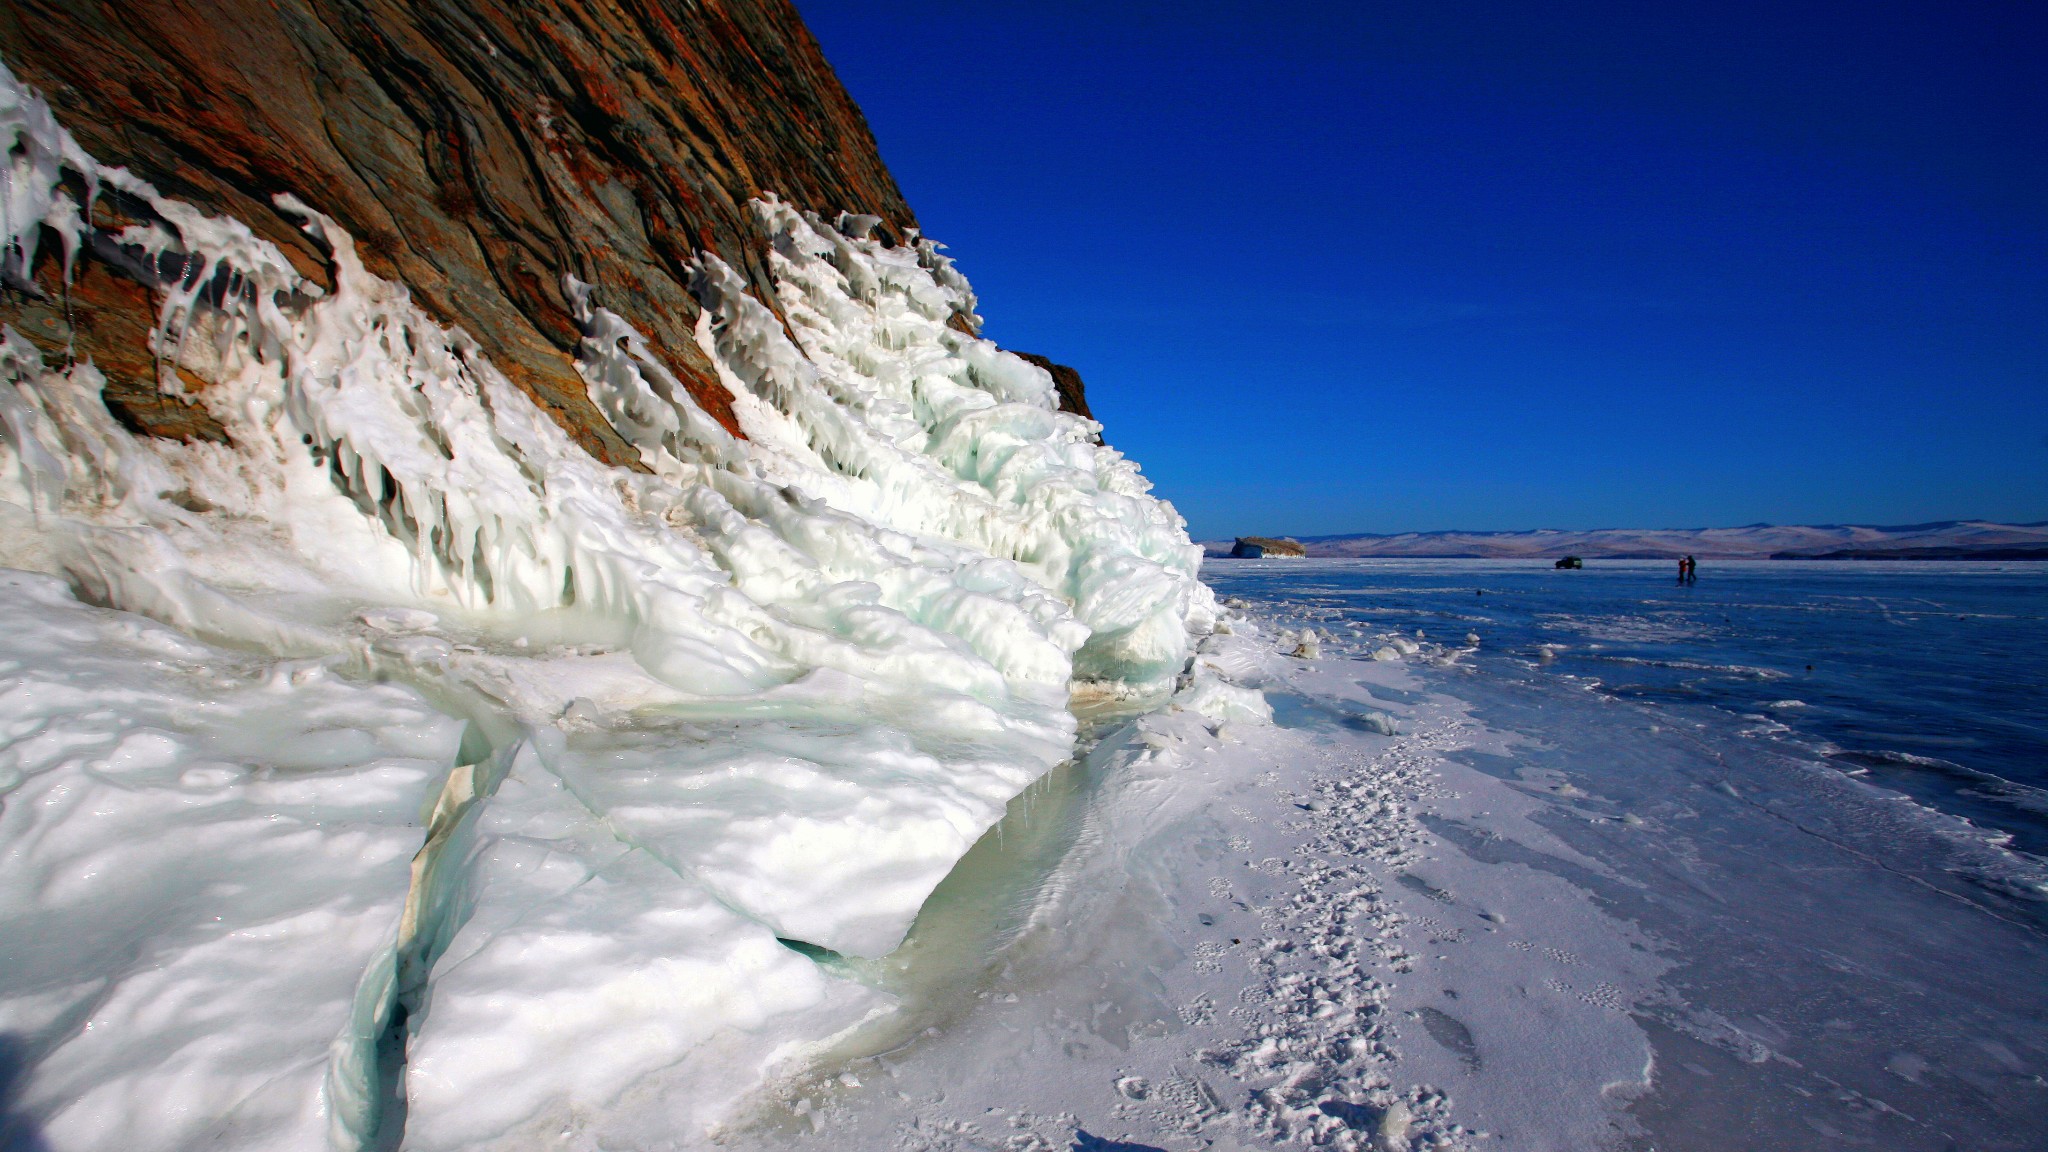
[0,61,1218,1150]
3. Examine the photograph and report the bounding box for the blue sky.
[795,1,2048,538]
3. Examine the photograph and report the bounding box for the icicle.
[0,330,69,518]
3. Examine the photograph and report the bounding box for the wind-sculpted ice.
[0,571,465,1152]
[0,62,1219,1149]
[399,738,887,1152]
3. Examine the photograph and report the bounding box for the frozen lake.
[1207,558,2048,1149]
[1219,558,2048,857]
[765,559,2048,1151]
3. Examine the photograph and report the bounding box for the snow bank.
[0,60,1216,1148]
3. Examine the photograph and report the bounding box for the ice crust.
[0,571,463,1152]
[0,62,1216,1149]
[400,738,885,1151]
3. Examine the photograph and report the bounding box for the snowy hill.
[1203,520,2048,560]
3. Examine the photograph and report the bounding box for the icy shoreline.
[9,40,2043,1151]
[715,564,2046,1152]
[0,552,1669,1152]
[1203,562,2048,1151]
[733,602,1661,1152]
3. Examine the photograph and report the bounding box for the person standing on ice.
[1685,555,1699,584]
[1677,557,1689,584]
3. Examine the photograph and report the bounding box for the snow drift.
[0,62,1211,1150]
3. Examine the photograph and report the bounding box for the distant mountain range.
[1199,520,2048,560]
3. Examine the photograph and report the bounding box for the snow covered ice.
[397,739,886,1152]
[752,598,1664,1152]
[0,570,463,1151]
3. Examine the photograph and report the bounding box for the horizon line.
[1202,517,2048,541]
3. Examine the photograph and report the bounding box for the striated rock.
[3,248,230,444]
[0,0,916,461]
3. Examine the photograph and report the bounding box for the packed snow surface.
[0,60,1210,1150]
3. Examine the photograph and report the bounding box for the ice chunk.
[400,741,883,1150]
[1176,667,1276,728]
[0,571,462,1152]
[356,607,438,633]
[544,694,1068,958]
[1196,630,1272,684]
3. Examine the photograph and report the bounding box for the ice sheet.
[742,562,2047,1150]
[0,571,463,1151]
[1207,560,2048,1150]
[399,739,886,1151]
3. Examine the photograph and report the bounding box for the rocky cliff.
[0,0,927,461]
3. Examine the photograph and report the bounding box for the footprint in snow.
[1396,873,1454,903]
[1071,1130,1169,1152]
[1418,1005,1482,1070]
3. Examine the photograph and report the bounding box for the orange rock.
[0,0,916,458]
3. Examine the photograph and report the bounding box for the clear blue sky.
[795,1,2048,539]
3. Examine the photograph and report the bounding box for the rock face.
[0,9,1218,1148]
[1231,536,1307,558]
[0,0,920,461]
[1009,351,1095,422]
